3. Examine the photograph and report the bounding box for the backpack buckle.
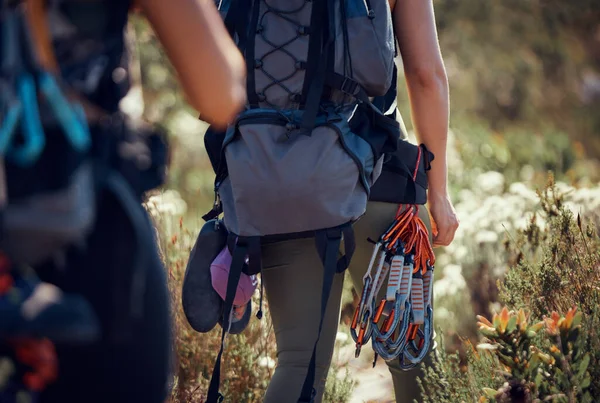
[339,77,359,97]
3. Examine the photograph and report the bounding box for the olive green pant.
[261,201,434,403]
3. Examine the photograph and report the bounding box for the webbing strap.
[324,72,370,104]
[301,0,327,106]
[335,225,355,273]
[298,223,354,402]
[202,204,223,222]
[205,236,261,403]
[300,0,331,130]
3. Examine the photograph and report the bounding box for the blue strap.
[300,0,332,130]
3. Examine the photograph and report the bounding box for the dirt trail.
[334,333,395,403]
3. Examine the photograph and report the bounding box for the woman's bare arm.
[136,0,246,128]
[392,0,459,246]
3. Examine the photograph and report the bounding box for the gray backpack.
[203,0,400,401]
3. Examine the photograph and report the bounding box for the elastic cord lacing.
[254,0,310,109]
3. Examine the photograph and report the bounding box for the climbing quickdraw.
[352,204,436,370]
[0,2,91,167]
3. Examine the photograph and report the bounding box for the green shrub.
[420,177,600,402]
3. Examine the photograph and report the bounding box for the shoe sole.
[181,220,227,333]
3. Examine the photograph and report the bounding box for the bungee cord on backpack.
[351,200,436,370]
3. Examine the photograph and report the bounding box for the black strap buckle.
[339,76,359,97]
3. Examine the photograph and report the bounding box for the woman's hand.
[427,188,459,247]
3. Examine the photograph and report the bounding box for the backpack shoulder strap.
[298,0,333,129]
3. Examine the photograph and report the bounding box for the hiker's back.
[199,1,403,401]
[211,0,399,237]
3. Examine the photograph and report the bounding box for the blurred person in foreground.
[0,0,245,402]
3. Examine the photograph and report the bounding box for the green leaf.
[493,314,501,330]
[577,354,590,379]
[534,371,543,388]
[482,388,497,398]
[506,315,518,333]
[571,312,583,329]
[479,327,498,338]
[580,374,591,389]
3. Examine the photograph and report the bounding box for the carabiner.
[352,299,375,357]
[7,73,46,165]
[399,306,434,370]
[351,276,372,343]
[0,91,21,154]
[38,72,91,152]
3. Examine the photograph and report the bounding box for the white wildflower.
[457,189,476,204]
[433,253,452,269]
[443,264,464,280]
[336,331,349,343]
[514,215,530,231]
[563,201,580,217]
[434,264,467,298]
[489,302,502,315]
[492,265,506,277]
[519,164,535,182]
[258,356,276,369]
[170,110,209,148]
[434,306,453,321]
[144,189,188,217]
[475,230,498,244]
[475,171,505,196]
[554,181,575,196]
[453,245,469,261]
